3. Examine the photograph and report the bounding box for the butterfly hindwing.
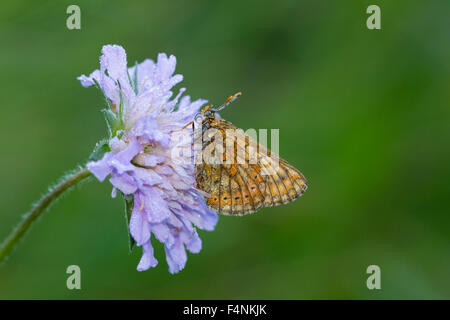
[202,164,221,212]
[237,165,265,214]
[195,114,307,215]
[219,166,232,214]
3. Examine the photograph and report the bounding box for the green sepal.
[92,78,112,110]
[123,193,136,253]
[92,78,124,137]
[89,139,110,162]
[102,109,120,137]
[127,61,139,95]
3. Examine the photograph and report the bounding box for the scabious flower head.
[78,45,218,273]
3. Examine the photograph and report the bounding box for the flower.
[78,45,218,273]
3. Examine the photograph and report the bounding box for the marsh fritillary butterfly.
[182,93,307,215]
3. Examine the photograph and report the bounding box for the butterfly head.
[203,105,217,118]
[194,104,215,123]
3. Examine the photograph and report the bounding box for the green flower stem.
[0,167,92,264]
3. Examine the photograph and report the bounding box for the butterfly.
[182,93,307,215]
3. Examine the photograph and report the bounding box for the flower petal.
[86,152,114,181]
[133,153,165,167]
[109,174,137,194]
[100,45,128,81]
[130,203,151,246]
[137,242,158,271]
[150,223,173,247]
[186,231,202,254]
[143,188,172,223]
[165,240,187,274]
[109,138,142,174]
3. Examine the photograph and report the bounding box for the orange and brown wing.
[195,118,307,215]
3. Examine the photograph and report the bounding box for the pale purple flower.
[78,45,218,273]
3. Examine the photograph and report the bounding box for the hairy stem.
[0,167,92,264]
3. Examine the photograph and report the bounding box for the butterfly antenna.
[213,92,242,111]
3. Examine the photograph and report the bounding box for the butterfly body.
[193,95,307,216]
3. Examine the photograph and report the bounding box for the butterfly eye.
[194,113,203,123]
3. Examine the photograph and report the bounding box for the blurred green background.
[0,0,449,299]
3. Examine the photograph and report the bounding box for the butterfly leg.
[172,121,194,132]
